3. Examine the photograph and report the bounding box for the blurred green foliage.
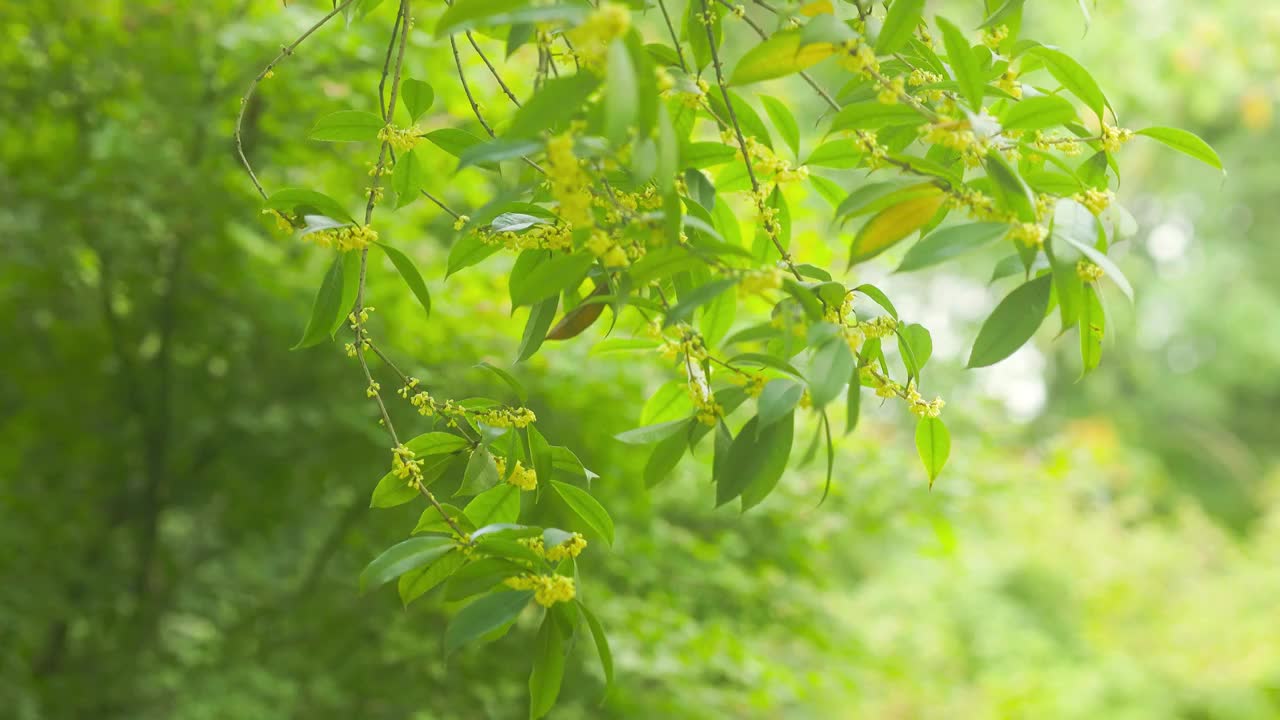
[2,1,1278,718]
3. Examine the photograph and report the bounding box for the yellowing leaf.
[848,191,944,267]
[799,0,833,16]
[729,30,835,86]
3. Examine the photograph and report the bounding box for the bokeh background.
[3,1,1279,718]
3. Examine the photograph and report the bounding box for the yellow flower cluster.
[494,456,538,491]
[594,184,663,225]
[479,223,574,252]
[858,315,898,339]
[378,124,422,153]
[1100,124,1134,153]
[905,383,946,418]
[908,69,942,87]
[840,324,866,353]
[736,372,766,398]
[505,573,576,607]
[1029,132,1084,155]
[823,289,855,324]
[997,69,1022,99]
[739,268,785,296]
[566,2,631,71]
[982,24,1009,50]
[659,328,710,363]
[585,229,631,268]
[854,131,888,169]
[452,215,470,231]
[263,209,296,233]
[839,41,879,75]
[689,384,724,426]
[391,445,424,488]
[924,122,987,167]
[877,76,906,105]
[722,131,807,183]
[1009,222,1048,247]
[1076,188,1114,215]
[305,224,378,252]
[545,133,593,228]
[1076,259,1105,283]
[474,407,537,429]
[520,533,588,562]
[946,188,1000,221]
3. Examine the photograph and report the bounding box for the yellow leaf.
[848,190,945,267]
[800,0,834,16]
[729,30,835,86]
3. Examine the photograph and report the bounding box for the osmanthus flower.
[505,573,576,607]
[1076,189,1115,216]
[494,456,538,491]
[520,533,588,562]
[303,224,377,252]
[565,2,630,71]
[1077,260,1106,283]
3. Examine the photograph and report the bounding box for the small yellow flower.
[1076,259,1105,283]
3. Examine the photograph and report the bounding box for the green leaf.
[1027,46,1108,120]
[900,323,933,369]
[877,0,924,54]
[435,0,587,37]
[529,613,566,720]
[578,602,615,693]
[806,336,855,408]
[360,536,455,592]
[999,95,1079,131]
[723,413,795,511]
[334,251,361,336]
[849,191,946,266]
[1059,235,1133,302]
[293,254,348,350]
[425,127,484,159]
[443,590,533,655]
[980,0,1026,29]
[757,379,804,429]
[475,361,528,404]
[509,252,593,307]
[1079,282,1105,376]
[896,222,1008,273]
[664,279,738,327]
[551,480,614,545]
[967,273,1052,368]
[806,140,862,168]
[936,17,984,110]
[644,430,687,488]
[729,29,836,85]
[915,416,950,488]
[458,445,501,497]
[984,150,1036,221]
[264,188,355,224]
[400,78,434,122]
[375,241,431,316]
[854,283,899,319]
[507,74,601,140]
[517,296,559,362]
[457,139,542,170]
[845,369,862,435]
[830,102,925,132]
[447,232,501,276]
[464,483,521,527]
[1136,126,1224,172]
[391,148,427,208]
[700,283,737,347]
[309,110,384,142]
[413,502,471,535]
[604,40,637,146]
[759,95,800,159]
[370,468,419,509]
[398,549,466,606]
[404,432,470,455]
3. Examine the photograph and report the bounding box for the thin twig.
[235,0,357,199]
[656,0,688,72]
[466,31,521,107]
[699,0,803,281]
